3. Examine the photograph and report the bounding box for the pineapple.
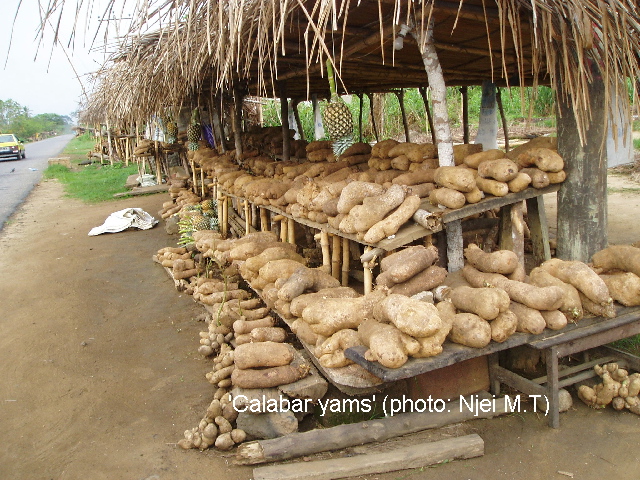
[187,108,201,151]
[201,199,215,212]
[165,113,178,144]
[322,59,354,156]
[190,214,210,231]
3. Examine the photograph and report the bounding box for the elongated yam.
[392,169,436,185]
[510,301,546,334]
[231,364,307,389]
[233,342,294,370]
[548,170,566,184]
[463,149,505,168]
[491,310,518,342]
[519,168,549,189]
[380,245,439,285]
[257,258,306,285]
[430,187,466,209]
[289,287,360,317]
[464,243,518,274]
[375,294,444,337]
[336,181,385,214]
[477,158,519,182]
[303,295,378,337]
[475,176,509,197]
[233,316,276,335]
[462,265,564,311]
[243,245,302,273]
[449,286,510,320]
[592,245,640,279]
[516,147,564,173]
[349,184,406,232]
[434,166,476,193]
[540,258,612,306]
[290,318,319,345]
[249,326,287,343]
[600,272,640,306]
[389,265,448,296]
[363,195,421,244]
[464,187,484,204]
[529,267,583,320]
[277,266,341,302]
[579,292,617,318]
[412,316,452,358]
[541,310,567,330]
[449,313,491,348]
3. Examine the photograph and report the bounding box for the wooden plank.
[236,392,501,465]
[344,314,611,382]
[253,434,484,480]
[531,355,618,385]
[490,365,547,397]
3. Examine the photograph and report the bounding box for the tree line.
[0,99,73,141]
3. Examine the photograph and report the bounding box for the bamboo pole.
[418,87,437,144]
[191,160,197,194]
[251,204,258,230]
[154,140,162,184]
[320,231,331,272]
[496,88,509,152]
[367,93,379,142]
[363,246,373,295]
[287,218,295,244]
[395,89,411,142]
[460,86,470,144]
[200,168,205,197]
[233,86,244,162]
[106,119,114,166]
[331,235,341,280]
[341,237,350,286]
[260,208,269,231]
[222,195,229,237]
[244,200,250,235]
[125,136,130,166]
[280,218,288,243]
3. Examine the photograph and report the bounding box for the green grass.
[60,132,97,164]
[611,335,640,356]
[43,162,138,203]
[634,137,640,151]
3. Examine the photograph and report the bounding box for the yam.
[490,310,518,343]
[540,258,612,306]
[233,342,294,370]
[475,176,509,197]
[464,187,484,204]
[509,301,546,334]
[449,313,492,348]
[600,272,640,306]
[592,244,640,279]
[250,327,287,343]
[347,184,406,233]
[463,149,505,168]
[316,329,362,368]
[303,291,385,337]
[392,169,436,185]
[289,287,360,317]
[529,267,583,320]
[388,265,448,296]
[477,158,519,182]
[541,310,568,330]
[231,364,307,389]
[290,318,320,345]
[462,265,564,311]
[358,319,420,369]
[464,243,518,274]
[507,172,532,193]
[375,294,444,337]
[516,147,564,172]
[429,187,466,209]
[363,195,421,244]
[412,319,452,358]
[434,166,477,193]
[519,168,549,189]
[449,286,510,320]
[336,181,385,214]
[379,245,439,285]
[277,266,341,302]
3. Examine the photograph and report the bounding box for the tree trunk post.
[395,89,411,142]
[367,93,380,142]
[412,21,462,271]
[232,87,244,163]
[212,98,226,153]
[475,80,498,150]
[357,93,364,143]
[496,88,510,152]
[556,72,608,261]
[279,82,291,161]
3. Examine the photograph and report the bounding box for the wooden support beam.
[233,87,244,162]
[496,87,509,152]
[395,89,411,142]
[252,434,484,480]
[287,218,296,244]
[279,82,291,162]
[260,208,269,232]
[320,231,331,271]
[419,87,437,144]
[341,237,350,286]
[367,93,379,142]
[331,235,341,280]
[460,86,469,144]
[556,72,608,261]
[357,93,364,143]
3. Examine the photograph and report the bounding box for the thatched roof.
[44,0,640,135]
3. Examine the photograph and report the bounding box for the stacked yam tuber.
[375,245,447,296]
[592,244,640,307]
[578,362,640,415]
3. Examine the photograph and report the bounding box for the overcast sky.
[0,0,114,119]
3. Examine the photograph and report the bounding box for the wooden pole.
[556,71,608,262]
[287,218,295,244]
[357,93,364,143]
[279,82,291,162]
[362,246,374,295]
[244,200,250,235]
[106,119,114,166]
[251,204,258,230]
[222,196,229,237]
[260,208,269,232]
[460,86,470,144]
[395,89,411,142]
[320,231,331,272]
[418,87,437,144]
[291,99,305,142]
[331,235,341,280]
[154,140,162,184]
[191,160,197,194]
[367,93,379,142]
[280,219,288,243]
[341,237,350,286]
[496,88,509,152]
[200,168,205,197]
[97,124,105,164]
[213,98,226,153]
[232,87,244,163]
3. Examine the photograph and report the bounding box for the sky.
[0,0,116,119]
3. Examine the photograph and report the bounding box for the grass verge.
[44,134,138,203]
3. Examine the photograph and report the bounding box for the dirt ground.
[1,177,640,480]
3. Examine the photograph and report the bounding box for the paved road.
[0,134,74,230]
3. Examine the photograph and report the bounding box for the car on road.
[0,134,26,160]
